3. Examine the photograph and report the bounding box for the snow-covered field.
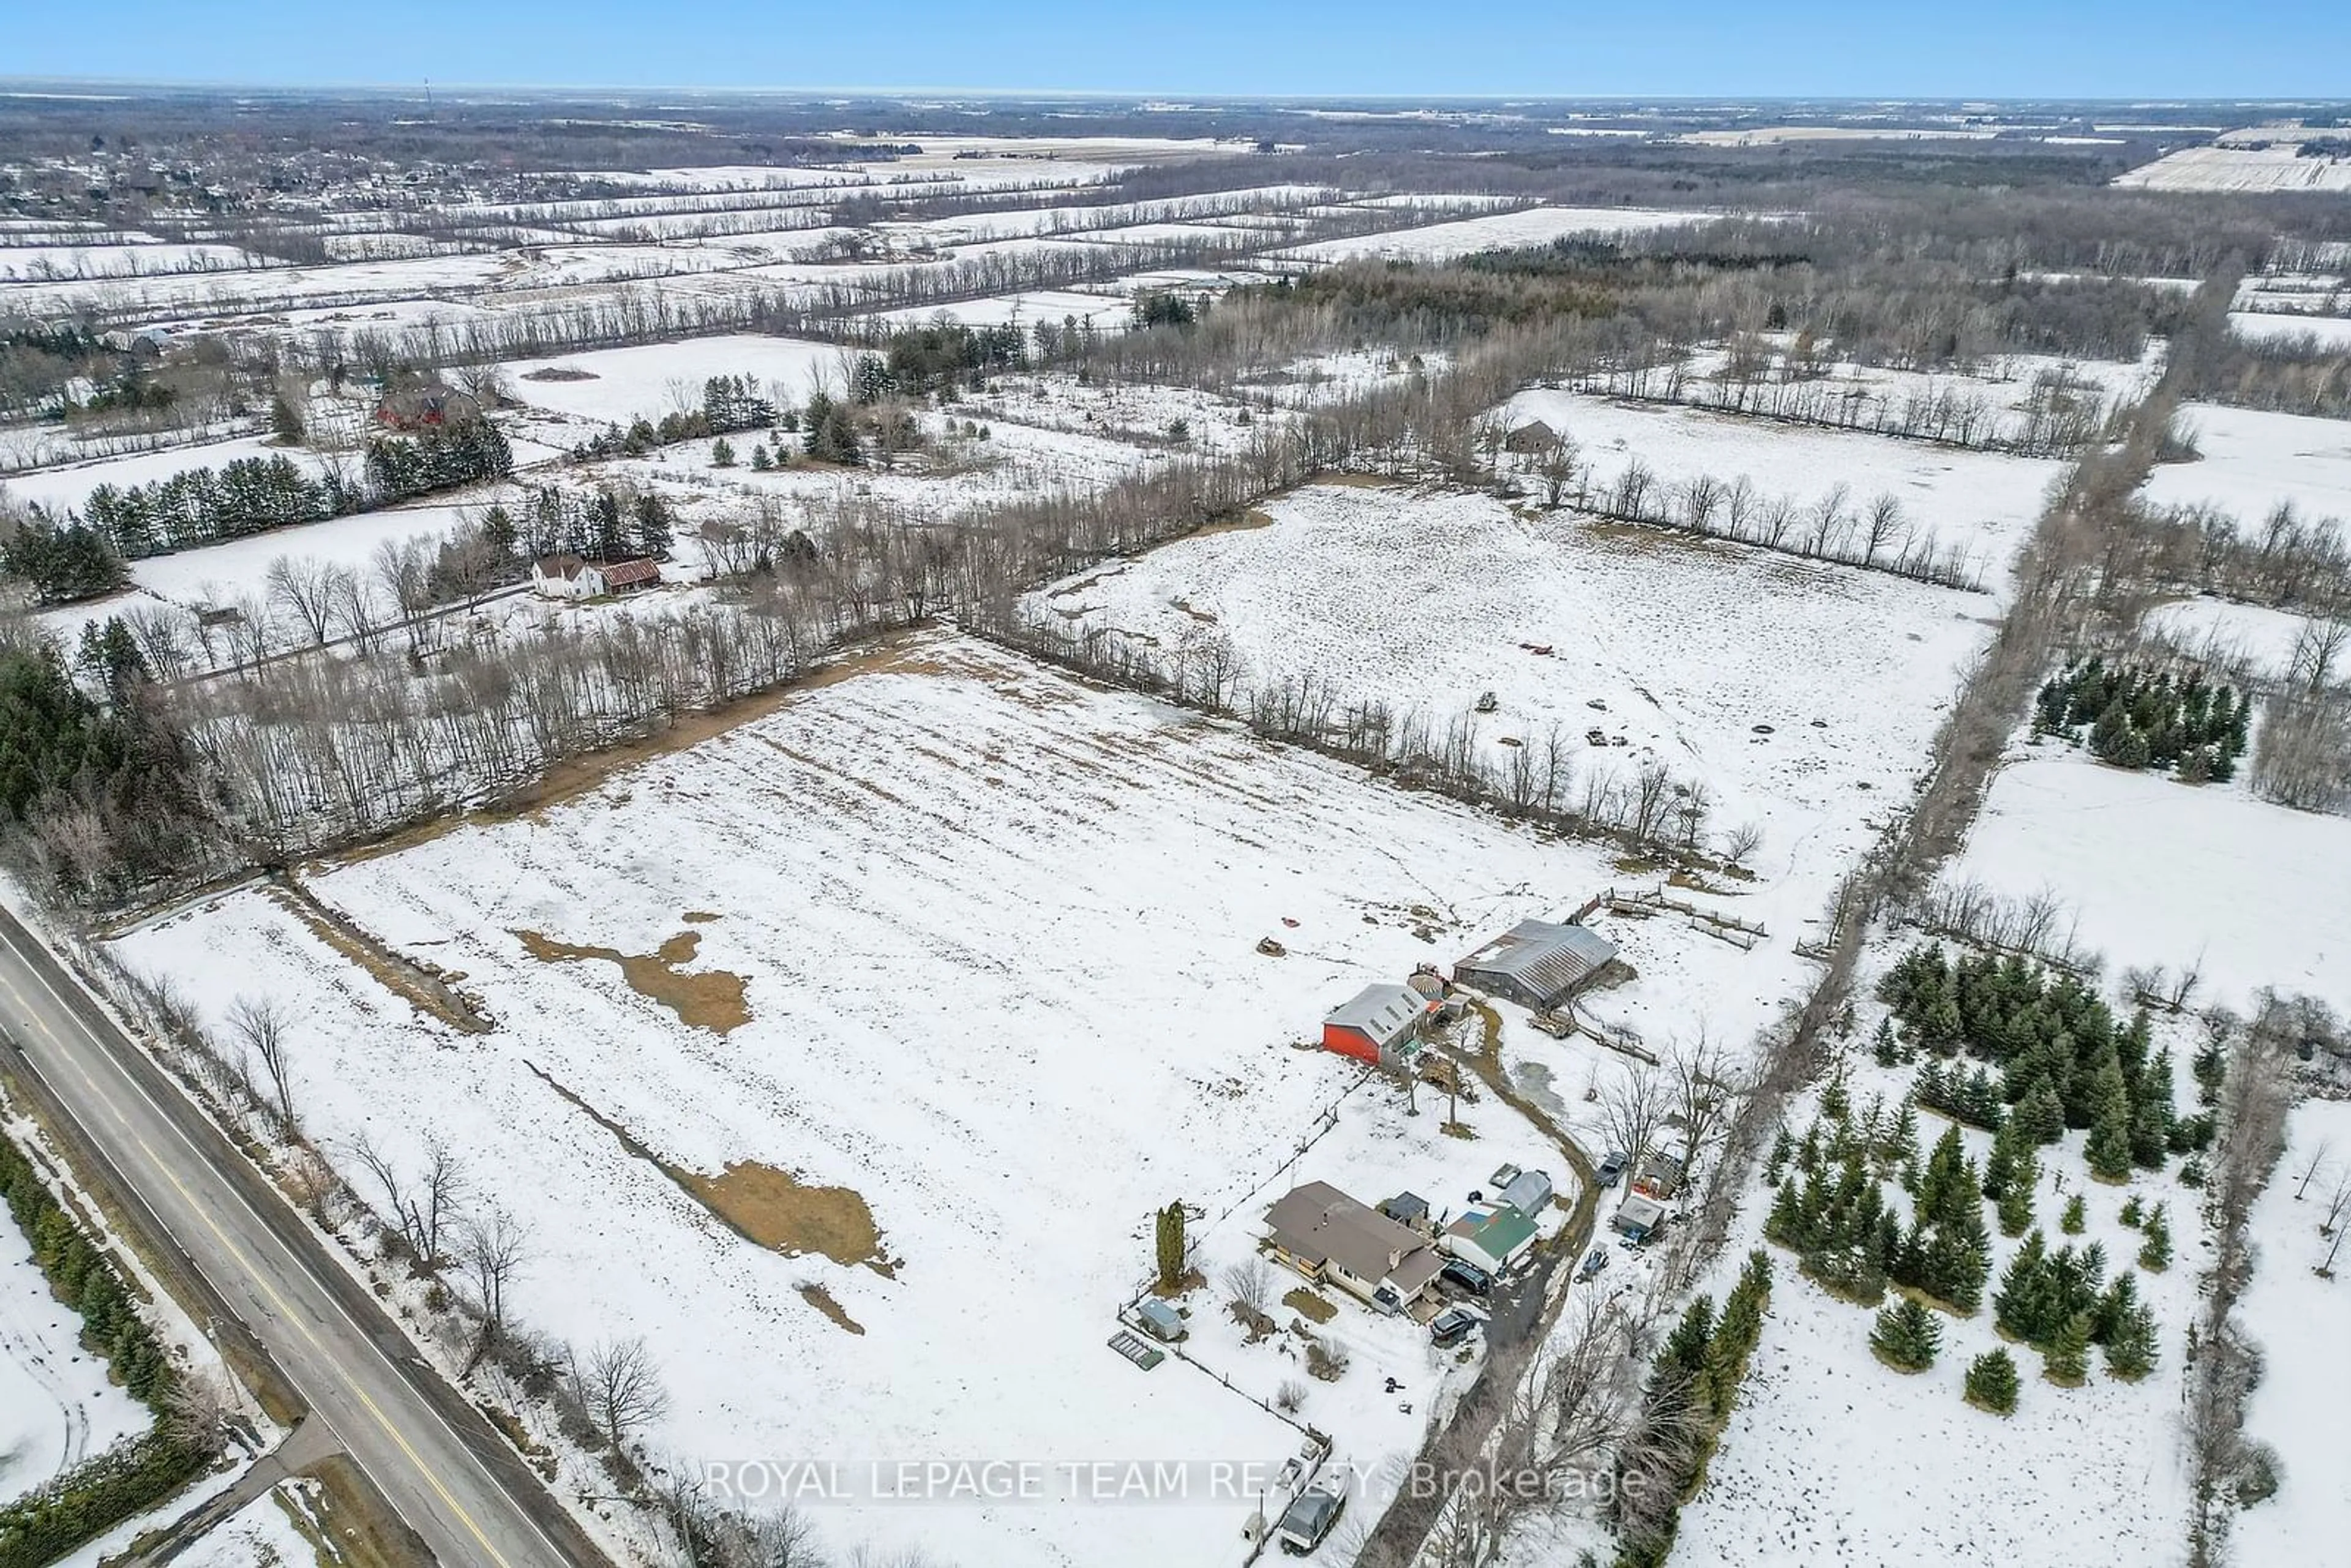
[2232,1098,2351,1564]
[2,432,335,517]
[1032,479,1991,1046]
[1672,1006,2203,1567]
[2150,403,2351,525]
[1277,205,1711,263]
[2115,144,2351,194]
[1945,745,2351,1019]
[0,1196,152,1504]
[2229,312,2351,348]
[1504,390,2067,591]
[502,334,849,425]
[110,632,1627,1567]
[2140,595,2324,681]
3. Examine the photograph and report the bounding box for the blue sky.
[11,1,2350,99]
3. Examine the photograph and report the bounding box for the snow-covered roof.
[1324,982,1425,1046]
[1454,918,1617,1002]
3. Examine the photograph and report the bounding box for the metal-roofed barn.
[1322,983,1431,1069]
[1452,919,1618,1010]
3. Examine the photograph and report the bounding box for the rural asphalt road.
[0,905,606,1568]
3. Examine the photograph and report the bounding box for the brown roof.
[1265,1181,1433,1285]
[534,553,587,580]
[601,558,662,588]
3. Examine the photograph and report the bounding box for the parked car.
[1436,1259,1493,1300]
[1577,1245,1611,1281]
[1595,1149,1630,1185]
[1277,1482,1348,1555]
[1430,1307,1482,1348]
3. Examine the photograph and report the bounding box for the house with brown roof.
[531,555,663,599]
[1264,1181,1445,1308]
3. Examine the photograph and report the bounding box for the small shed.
[1136,1299,1187,1343]
[1632,1152,1685,1201]
[1453,919,1619,1010]
[1379,1192,1431,1230]
[1612,1193,1667,1244]
[600,558,663,593]
[1498,1168,1554,1217]
[1445,1208,1538,1274]
[1322,983,1431,1070]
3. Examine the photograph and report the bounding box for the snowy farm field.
[1275,204,1711,263]
[2140,595,2328,682]
[1944,743,2351,1019]
[501,335,849,426]
[1671,999,2205,1568]
[109,632,1623,1567]
[1505,389,2068,592]
[1033,479,1992,992]
[2148,403,2351,525]
[0,1184,152,1506]
[2232,1098,2351,1563]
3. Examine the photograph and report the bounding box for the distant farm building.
[1502,418,1559,454]
[531,555,663,599]
[1321,983,1433,1069]
[1264,1181,1445,1308]
[1611,1193,1668,1244]
[376,380,481,430]
[1491,1165,1555,1217]
[1453,919,1618,1011]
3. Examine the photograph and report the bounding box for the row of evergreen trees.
[0,518,127,605]
[511,483,675,564]
[2034,656,2249,782]
[1876,943,2210,1181]
[878,322,1032,399]
[1991,1229,2161,1382]
[10,419,518,604]
[0,1126,208,1568]
[363,419,515,504]
[1611,1250,1773,1568]
[80,452,360,559]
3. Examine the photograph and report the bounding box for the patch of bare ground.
[514,927,749,1035]
[524,1064,893,1275]
[798,1282,866,1335]
[301,1454,437,1568]
[519,366,598,381]
[687,1161,890,1275]
[1283,1286,1337,1324]
[269,876,494,1033]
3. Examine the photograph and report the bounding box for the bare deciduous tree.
[579,1335,670,1455]
[459,1206,529,1371]
[227,994,296,1136]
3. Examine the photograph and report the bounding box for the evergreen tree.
[2015,1077,2067,1146]
[2061,1193,2087,1234]
[2085,1057,2135,1182]
[2042,1311,2091,1386]
[1153,1202,1185,1291]
[2102,1303,2159,1381]
[2120,1195,2144,1228]
[1965,1348,2020,1414]
[2132,1048,2177,1168]
[269,391,306,443]
[1998,1180,2036,1237]
[1872,1297,1942,1371]
[1993,1230,2050,1341]
[1660,1296,1717,1379]
[711,437,737,468]
[2138,1206,2172,1272]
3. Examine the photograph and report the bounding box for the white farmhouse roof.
[1324,983,1425,1046]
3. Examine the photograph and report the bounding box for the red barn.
[1322,983,1431,1068]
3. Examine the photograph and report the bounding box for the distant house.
[531,555,662,599]
[1321,983,1433,1070]
[1264,1181,1445,1308]
[1444,1207,1538,1275]
[1453,919,1619,1011]
[376,380,481,430]
[1611,1193,1667,1244]
[1502,418,1559,454]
